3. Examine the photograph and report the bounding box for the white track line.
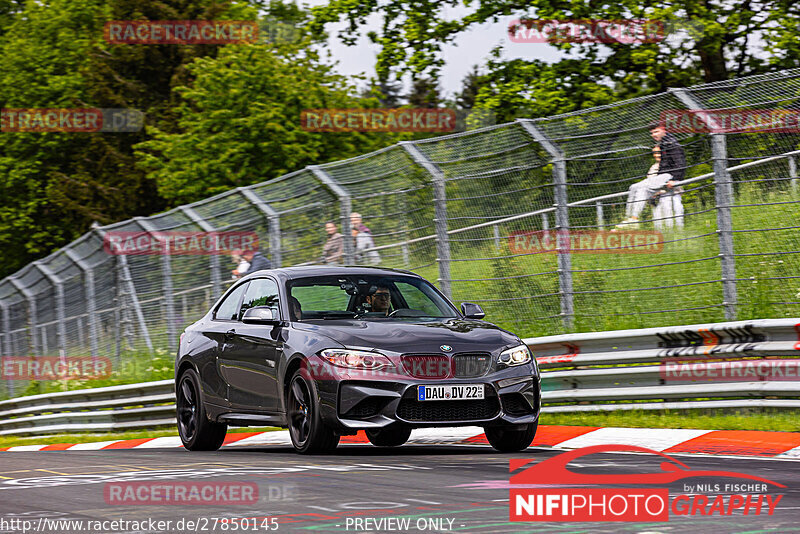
[554,427,712,451]
[225,431,291,446]
[5,444,50,452]
[132,436,184,449]
[776,445,800,459]
[67,440,123,450]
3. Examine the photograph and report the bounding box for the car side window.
[394,282,441,316]
[240,278,280,320]
[214,282,248,321]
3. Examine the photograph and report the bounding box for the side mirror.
[460,302,485,319]
[242,306,281,325]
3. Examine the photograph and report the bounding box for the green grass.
[414,182,800,338]
[0,426,280,448]
[3,348,175,400]
[541,409,800,432]
[3,412,796,449]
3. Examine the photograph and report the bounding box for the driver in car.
[366,285,392,316]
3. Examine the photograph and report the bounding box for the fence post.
[400,195,410,268]
[8,277,37,357]
[399,142,452,298]
[179,207,222,300]
[596,201,604,228]
[308,166,355,265]
[518,120,574,330]
[92,223,153,352]
[238,187,282,268]
[33,262,67,359]
[671,88,737,320]
[136,218,176,352]
[790,156,797,192]
[115,254,154,353]
[64,248,99,359]
[0,300,13,397]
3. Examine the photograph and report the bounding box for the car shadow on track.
[219,445,547,456]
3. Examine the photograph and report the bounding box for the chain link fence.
[1,68,800,398]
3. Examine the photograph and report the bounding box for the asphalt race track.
[0,443,798,534]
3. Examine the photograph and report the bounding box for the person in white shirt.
[231,249,250,279]
[615,146,674,229]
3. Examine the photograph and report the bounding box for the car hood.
[293,318,520,354]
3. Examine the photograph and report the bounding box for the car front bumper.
[309,356,541,431]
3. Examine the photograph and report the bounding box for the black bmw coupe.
[175,266,540,454]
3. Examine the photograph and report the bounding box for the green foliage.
[135,42,399,204]
[311,1,800,122]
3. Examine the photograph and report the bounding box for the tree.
[360,78,405,108]
[135,42,398,204]
[406,77,441,108]
[310,0,800,116]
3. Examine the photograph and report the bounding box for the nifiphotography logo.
[509,444,785,522]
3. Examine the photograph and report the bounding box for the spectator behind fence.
[352,226,380,265]
[321,222,344,264]
[649,123,686,230]
[652,175,685,231]
[616,145,673,229]
[236,249,272,276]
[615,123,686,230]
[350,212,371,235]
[231,249,250,279]
[651,122,686,183]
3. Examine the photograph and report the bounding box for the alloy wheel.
[288,376,312,446]
[177,377,198,442]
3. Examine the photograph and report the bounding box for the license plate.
[417,384,484,401]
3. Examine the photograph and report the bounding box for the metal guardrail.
[0,380,174,436]
[0,318,798,436]
[525,318,800,412]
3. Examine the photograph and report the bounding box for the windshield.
[286,274,459,320]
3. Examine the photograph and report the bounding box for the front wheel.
[366,425,412,447]
[177,369,227,451]
[484,421,537,452]
[287,369,339,454]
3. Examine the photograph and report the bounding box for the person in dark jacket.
[238,249,272,274]
[651,123,686,183]
[614,123,687,229]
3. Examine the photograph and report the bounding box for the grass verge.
[0,426,280,449]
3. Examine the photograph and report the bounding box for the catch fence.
[1,69,799,398]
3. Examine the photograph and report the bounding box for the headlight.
[320,349,394,370]
[499,344,532,366]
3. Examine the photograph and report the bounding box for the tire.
[484,421,538,453]
[366,425,412,447]
[286,369,340,454]
[177,368,227,451]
